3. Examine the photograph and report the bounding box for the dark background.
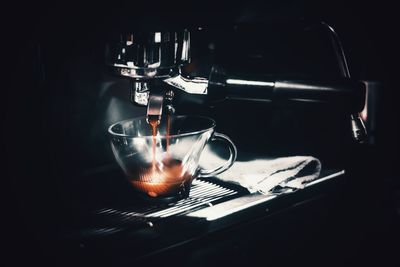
[5,0,399,266]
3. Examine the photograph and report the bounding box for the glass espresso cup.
[108,115,237,201]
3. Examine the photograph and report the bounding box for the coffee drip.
[148,118,159,170]
[148,115,171,169]
[128,115,191,198]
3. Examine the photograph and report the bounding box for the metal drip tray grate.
[78,179,244,238]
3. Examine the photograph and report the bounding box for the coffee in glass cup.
[108,115,237,202]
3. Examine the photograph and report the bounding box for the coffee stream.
[148,115,171,169]
[148,118,159,170]
[130,115,191,198]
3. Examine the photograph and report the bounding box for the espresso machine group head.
[106,26,367,142]
[106,29,208,123]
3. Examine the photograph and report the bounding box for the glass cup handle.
[198,132,237,178]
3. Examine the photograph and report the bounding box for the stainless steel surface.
[79,169,345,239]
[84,179,240,236]
[187,170,345,221]
[146,92,164,121]
[131,81,150,106]
[164,90,175,114]
[107,29,210,110]
[226,78,275,87]
[164,75,208,94]
[106,30,190,79]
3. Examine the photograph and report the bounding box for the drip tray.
[74,178,248,239]
[64,168,344,242]
[61,168,345,264]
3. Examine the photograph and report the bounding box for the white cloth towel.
[199,150,322,195]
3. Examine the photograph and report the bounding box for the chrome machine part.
[322,22,367,143]
[131,81,150,106]
[351,113,367,143]
[107,29,192,114]
[106,30,190,80]
[164,74,208,95]
[164,90,176,114]
[146,92,165,123]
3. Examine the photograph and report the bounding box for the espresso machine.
[42,21,368,265]
[105,27,366,142]
[10,2,398,266]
